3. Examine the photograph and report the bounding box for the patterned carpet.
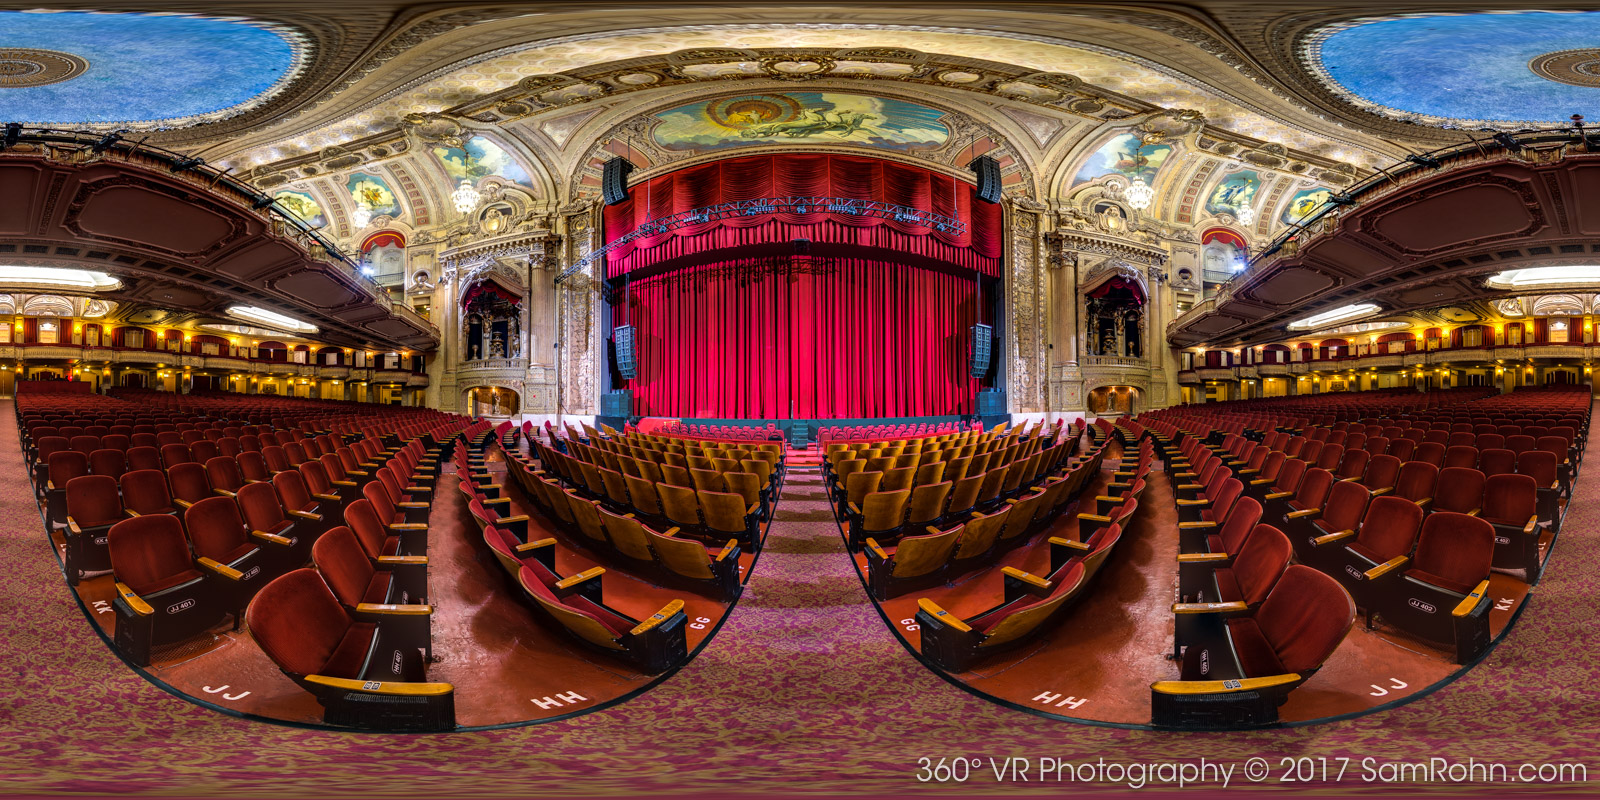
[2,406,1596,796]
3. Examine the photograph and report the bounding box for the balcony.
[405,373,430,387]
[320,366,350,380]
[1195,367,1236,381]
[1177,370,1200,385]
[1524,344,1587,360]
[1255,363,1289,377]
[373,369,411,384]
[1236,365,1258,379]
[456,357,529,386]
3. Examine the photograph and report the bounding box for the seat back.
[1515,450,1558,490]
[657,483,703,529]
[1362,454,1401,493]
[979,562,1087,648]
[274,470,317,513]
[238,480,289,532]
[107,514,192,595]
[950,507,1010,561]
[516,567,626,650]
[1232,524,1292,605]
[1478,448,1516,477]
[172,464,219,507]
[887,525,961,578]
[1253,565,1355,676]
[184,495,249,562]
[858,489,911,533]
[312,526,377,608]
[595,506,659,562]
[1393,461,1438,504]
[1216,496,1264,554]
[1481,473,1537,524]
[1291,467,1334,509]
[905,481,953,526]
[126,446,162,472]
[1356,495,1424,562]
[48,450,90,488]
[342,499,390,559]
[247,569,354,677]
[1443,446,1478,469]
[1433,467,1485,514]
[844,471,884,507]
[1412,513,1495,592]
[1321,480,1370,533]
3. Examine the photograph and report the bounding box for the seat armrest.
[355,603,433,616]
[114,582,153,616]
[1453,579,1492,617]
[378,555,429,565]
[629,599,686,635]
[304,675,452,697]
[1049,536,1088,551]
[1176,552,1229,563]
[332,480,358,487]
[289,509,323,521]
[198,557,244,580]
[496,515,529,525]
[1172,601,1248,614]
[1176,521,1216,530]
[916,598,970,632]
[1151,673,1301,696]
[1524,514,1538,534]
[1363,556,1409,581]
[1285,507,1322,520]
[251,530,292,545]
[1312,529,1357,546]
[864,538,888,560]
[388,522,429,532]
[555,567,606,592]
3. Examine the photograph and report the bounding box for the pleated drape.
[619,258,986,419]
[602,153,1003,278]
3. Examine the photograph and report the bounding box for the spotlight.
[1405,154,1441,169]
[91,131,123,154]
[169,157,206,173]
[252,193,275,210]
[1,123,20,150]
[1327,193,1356,206]
[1492,132,1520,150]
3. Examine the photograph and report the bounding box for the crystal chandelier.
[1235,203,1256,227]
[452,179,481,214]
[350,202,372,229]
[1125,176,1154,211]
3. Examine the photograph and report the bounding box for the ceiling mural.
[346,172,404,219]
[1203,169,1261,218]
[273,190,327,229]
[1306,10,1600,128]
[1280,186,1334,226]
[649,92,950,155]
[1071,132,1174,187]
[433,136,534,188]
[0,10,306,129]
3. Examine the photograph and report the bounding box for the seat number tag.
[363,681,381,690]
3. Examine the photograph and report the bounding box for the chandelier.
[1124,176,1154,211]
[350,201,372,229]
[1235,203,1256,227]
[452,179,481,214]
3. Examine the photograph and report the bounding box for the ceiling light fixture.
[351,202,373,229]
[1235,203,1256,227]
[0,266,121,291]
[226,305,318,334]
[1125,176,1153,211]
[452,179,481,214]
[1486,266,1600,289]
[1288,302,1382,331]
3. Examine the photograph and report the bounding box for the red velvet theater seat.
[514,564,689,674]
[108,514,237,666]
[1172,523,1292,661]
[1152,565,1355,728]
[915,561,1091,673]
[1480,473,1542,580]
[247,569,451,731]
[64,474,122,583]
[1364,511,1495,664]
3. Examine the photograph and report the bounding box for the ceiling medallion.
[1528,49,1600,87]
[0,48,89,88]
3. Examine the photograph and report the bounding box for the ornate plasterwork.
[557,208,599,416]
[1009,204,1046,414]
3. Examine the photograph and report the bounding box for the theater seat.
[1172,524,1292,660]
[514,565,688,674]
[1480,473,1542,580]
[64,474,122,583]
[248,569,452,731]
[312,526,431,660]
[914,562,1089,672]
[1314,495,1425,606]
[1152,565,1355,728]
[863,524,961,600]
[108,514,239,666]
[185,495,286,598]
[1363,512,1495,664]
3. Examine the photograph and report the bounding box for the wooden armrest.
[405,485,433,493]
[1453,579,1492,617]
[1262,491,1292,499]
[304,675,452,697]
[378,555,429,565]
[124,509,142,518]
[1177,552,1229,563]
[864,538,888,560]
[1285,508,1321,519]
[1176,483,1203,491]
[1049,536,1088,551]
[355,603,433,616]
[198,557,244,580]
[1364,556,1409,581]
[331,480,358,487]
[483,497,511,505]
[1524,515,1538,534]
[1177,521,1216,530]
[1414,497,1432,508]
[311,493,341,502]
[388,522,429,531]
[715,539,738,561]
[1172,601,1248,614]
[289,509,323,521]
[916,598,970,632]
[555,567,606,590]
[397,502,428,510]
[1467,507,1480,516]
[496,515,529,525]
[1174,499,1209,506]
[514,539,556,553]
[114,582,153,616]
[630,599,686,635]
[1151,674,1301,696]
[66,516,83,535]
[174,498,194,510]
[1369,487,1393,497]
[1002,566,1051,589]
[251,530,292,545]
[1312,529,1357,546]
[1077,513,1111,523]
[747,502,760,516]
[346,469,370,477]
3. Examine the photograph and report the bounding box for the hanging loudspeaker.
[969,323,993,378]
[614,324,637,380]
[602,157,635,206]
[971,155,1002,204]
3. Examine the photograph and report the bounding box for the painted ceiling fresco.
[433,136,534,188]
[0,10,302,129]
[1072,133,1174,187]
[650,92,950,154]
[1309,11,1600,127]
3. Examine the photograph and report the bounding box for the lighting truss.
[558,196,968,282]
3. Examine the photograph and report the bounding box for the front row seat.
[248,568,452,731]
[1150,565,1354,729]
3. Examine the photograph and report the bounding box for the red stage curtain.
[620,257,986,418]
[603,153,1003,278]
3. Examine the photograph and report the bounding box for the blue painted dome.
[0,10,304,129]
[1307,11,1600,128]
